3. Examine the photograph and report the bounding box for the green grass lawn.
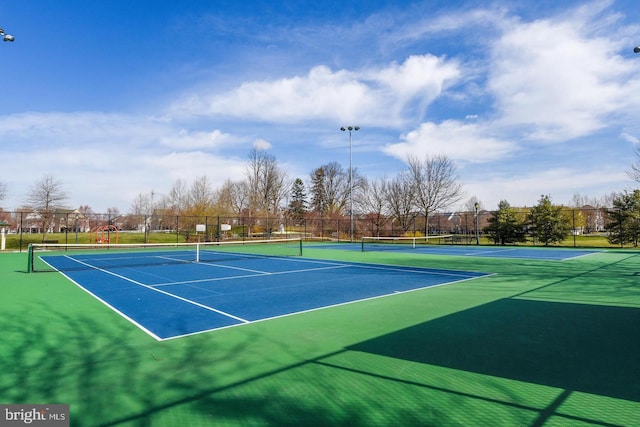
[1,247,638,426]
[4,231,185,249]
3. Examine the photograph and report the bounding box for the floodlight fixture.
[635,46,640,53]
[0,27,14,42]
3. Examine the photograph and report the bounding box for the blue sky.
[0,0,639,213]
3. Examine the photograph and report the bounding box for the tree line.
[484,193,640,247]
[3,148,640,246]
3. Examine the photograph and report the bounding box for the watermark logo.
[0,405,69,427]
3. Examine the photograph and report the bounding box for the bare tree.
[628,144,640,182]
[308,161,365,217]
[166,179,189,213]
[230,180,250,215]
[320,161,349,216]
[130,191,156,216]
[0,181,6,202]
[187,176,216,217]
[246,148,287,214]
[462,196,483,238]
[407,154,464,235]
[26,174,69,241]
[106,207,120,219]
[216,179,249,216]
[357,176,391,236]
[464,196,482,212]
[570,192,602,208]
[385,171,416,233]
[600,192,617,209]
[215,179,234,216]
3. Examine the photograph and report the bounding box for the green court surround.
[1,247,638,426]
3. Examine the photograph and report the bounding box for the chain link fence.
[0,206,625,251]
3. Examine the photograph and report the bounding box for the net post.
[299,237,303,256]
[27,243,33,273]
[361,237,365,252]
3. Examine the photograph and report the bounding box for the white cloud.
[159,129,235,149]
[170,55,461,127]
[252,138,272,150]
[465,167,628,209]
[0,111,247,211]
[487,9,640,142]
[0,112,238,152]
[0,112,156,147]
[621,132,640,145]
[387,6,510,44]
[148,151,246,184]
[383,120,517,163]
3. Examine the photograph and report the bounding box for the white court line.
[152,264,353,287]
[561,251,601,261]
[194,260,272,275]
[156,255,197,263]
[343,263,484,278]
[50,254,493,341]
[464,248,518,256]
[152,261,480,288]
[61,255,250,324]
[162,271,495,341]
[156,254,273,274]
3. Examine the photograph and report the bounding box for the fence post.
[19,212,24,252]
[64,212,69,244]
[619,208,624,248]
[572,209,576,248]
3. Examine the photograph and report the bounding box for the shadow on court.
[348,298,640,402]
[0,304,373,426]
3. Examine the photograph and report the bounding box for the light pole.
[0,28,15,42]
[340,126,359,241]
[474,202,480,245]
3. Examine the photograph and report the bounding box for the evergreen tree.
[288,178,308,224]
[528,195,570,246]
[606,190,640,247]
[483,200,526,245]
[309,167,326,215]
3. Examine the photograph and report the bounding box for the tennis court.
[34,241,489,340]
[319,238,601,260]
[2,243,639,426]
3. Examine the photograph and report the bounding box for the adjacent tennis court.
[32,240,489,340]
[318,237,601,260]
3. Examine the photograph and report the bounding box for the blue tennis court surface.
[316,243,600,260]
[41,252,490,340]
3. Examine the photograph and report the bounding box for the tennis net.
[27,238,303,273]
[361,235,453,252]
